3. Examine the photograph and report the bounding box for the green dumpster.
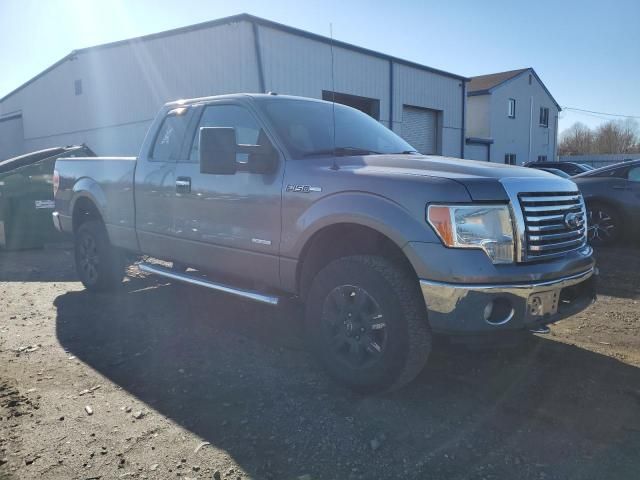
[0,145,95,250]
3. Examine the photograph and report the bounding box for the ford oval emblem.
[564,212,584,230]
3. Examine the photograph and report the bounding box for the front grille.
[518,191,587,261]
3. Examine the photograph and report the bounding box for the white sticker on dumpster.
[35,200,55,209]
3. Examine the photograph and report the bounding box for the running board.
[138,263,279,306]
[530,325,551,334]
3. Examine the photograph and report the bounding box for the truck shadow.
[592,246,640,299]
[0,247,77,282]
[54,277,640,480]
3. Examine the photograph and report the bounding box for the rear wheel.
[305,255,431,393]
[75,220,124,292]
[587,203,621,247]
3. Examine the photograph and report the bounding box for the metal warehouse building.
[0,14,468,160]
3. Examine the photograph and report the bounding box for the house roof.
[0,13,468,104]
[467,68,529,94]
[467,67,561,111]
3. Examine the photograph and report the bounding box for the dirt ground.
[1,246,639,480]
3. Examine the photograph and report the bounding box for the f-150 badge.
[286,184,322,193]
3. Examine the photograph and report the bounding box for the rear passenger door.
[170,102,284,287]
[134,107,191,259]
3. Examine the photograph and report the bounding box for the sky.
[1,0,639,134]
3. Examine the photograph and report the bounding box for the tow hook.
[530,326,551,334]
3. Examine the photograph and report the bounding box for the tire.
[587,203,621,247]
[305,255,431,393]
[74,220,125,292]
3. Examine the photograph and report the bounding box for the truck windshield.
[261,99,416,158]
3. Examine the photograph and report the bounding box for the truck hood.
[339,154,574,201]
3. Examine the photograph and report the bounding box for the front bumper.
[420,267,596,334]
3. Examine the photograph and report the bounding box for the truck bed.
[54,157,137,246]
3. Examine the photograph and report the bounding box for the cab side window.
[151,112,189,162]
[188,104,267,163]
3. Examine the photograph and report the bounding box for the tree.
[559,122,594,155]
[559,119,640,155]
[593,119,639,154]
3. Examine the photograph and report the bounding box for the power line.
[562,106,640,119]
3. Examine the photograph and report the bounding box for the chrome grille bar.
[517,190,588,261]
[528,228,585,242]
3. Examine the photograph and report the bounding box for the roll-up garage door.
[401,106,437,155]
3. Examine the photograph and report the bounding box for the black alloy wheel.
[321,285,388,370]
[587,205,620,247]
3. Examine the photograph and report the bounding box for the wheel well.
[586,198,619,212]
[297,223,417,298]
[586,198,625,222]
[72,197,103,232]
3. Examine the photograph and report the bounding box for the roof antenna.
[329,22,339,171]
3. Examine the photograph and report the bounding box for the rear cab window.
[150,108,191,162]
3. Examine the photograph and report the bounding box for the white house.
[464,68,560,165]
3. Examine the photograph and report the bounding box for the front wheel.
[75,220,125,292]
[305,255,431,393]
[587,204,621,247]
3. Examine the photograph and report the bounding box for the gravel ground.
[1,246,639,480]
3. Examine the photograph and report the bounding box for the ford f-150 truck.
[53,94,596,392]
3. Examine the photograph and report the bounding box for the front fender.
[282,191,440,259]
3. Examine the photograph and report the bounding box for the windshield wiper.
[303,147,381,158]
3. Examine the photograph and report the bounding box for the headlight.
[427,204,514,264]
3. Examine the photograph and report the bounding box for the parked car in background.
[536,167,572,179]
[524,161,594,176]
[0,145,95,250]
[572,159,640,246]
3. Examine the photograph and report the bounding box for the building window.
[74,79,83,96]
[507,98,516,118]
[539,107,549,127]
[505,153,516,165]
[322,91,380,120]
[529,74,532,85]
[537,155,548,162]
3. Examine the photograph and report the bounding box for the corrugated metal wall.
[258,25,391,127]
[0,20,260,156]
[0,115,24,160]
[0,18,464,159]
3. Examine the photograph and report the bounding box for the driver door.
[170,102,284,287]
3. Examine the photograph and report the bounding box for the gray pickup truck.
[53,94,596,392]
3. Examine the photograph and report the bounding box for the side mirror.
[199,127,238,175]
[199,126,279,175]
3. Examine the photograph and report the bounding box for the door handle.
[612,185,629,191]
[176,177,191,193]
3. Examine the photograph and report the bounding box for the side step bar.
[530,325,551,334]
[138,263,279,306]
